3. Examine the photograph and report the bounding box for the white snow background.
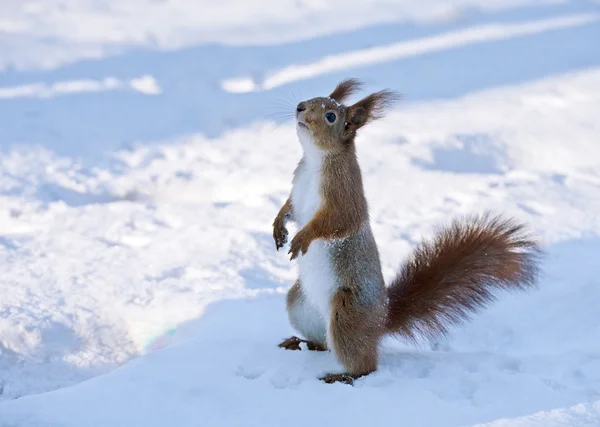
[1,0,600,426]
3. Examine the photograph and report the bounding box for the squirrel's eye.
[325,112,337,123]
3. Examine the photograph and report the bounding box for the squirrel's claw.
[273,223,289,251]
[288,231,311,260]
[288,246,300,260]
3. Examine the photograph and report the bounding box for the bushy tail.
[385,213,541,343]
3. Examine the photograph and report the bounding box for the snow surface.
[222,12,600,92]
[1,0,600,426]
[0,0,566,71]
[0,75,161,99]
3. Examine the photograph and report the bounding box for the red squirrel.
[273,79,541,385]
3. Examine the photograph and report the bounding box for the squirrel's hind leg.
[280,281,327,351]
[323,287,384,384]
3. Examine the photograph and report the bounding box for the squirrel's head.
[295,79,399,155]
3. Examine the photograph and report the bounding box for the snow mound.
[1,68,600,425]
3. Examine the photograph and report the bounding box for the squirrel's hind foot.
[319,372,369,385]
[278,336,327,351]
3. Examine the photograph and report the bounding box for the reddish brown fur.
[288,81,393,260]
[386,213,541,342]
[329,78,363,103]
[285,279,302,309]
[273,197,292,250]
[328,287,384,376]
[345,89,400,137]
[294,84,399,153]
[289,148,368,259]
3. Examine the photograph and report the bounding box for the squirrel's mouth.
[297,121,309,130]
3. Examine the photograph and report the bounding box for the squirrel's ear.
[345,89,400,133]
[329,78,363,103]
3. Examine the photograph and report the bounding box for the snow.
[221,13,600,92]
[0,0,564,71]
[0,75,161,99]
[474,401,600,427]
[1,0,600,426]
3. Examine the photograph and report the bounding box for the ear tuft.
[356,89,401,120]
[329,78,363,103]
[346,89,401,132]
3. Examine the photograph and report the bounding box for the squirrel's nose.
[296,102,307,113]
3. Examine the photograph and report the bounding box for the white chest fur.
[290,129,338,320]
[292,130,324,227]
[291,163,321,228]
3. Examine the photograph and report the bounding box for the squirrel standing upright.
[273,79,541,385]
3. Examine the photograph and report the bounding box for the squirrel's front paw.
[273,221,289,251]
[288,229,313,260]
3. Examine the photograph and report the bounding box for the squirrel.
[273,79,541,385]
